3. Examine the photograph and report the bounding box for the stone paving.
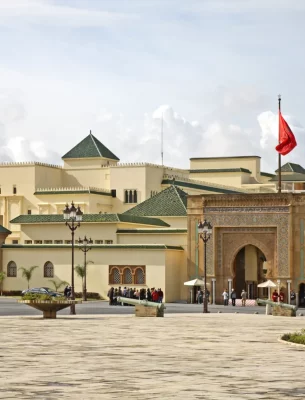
[0,313,304,399]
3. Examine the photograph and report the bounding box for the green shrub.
[2,291,23,296]
[74,291,102,299]
[22,293,66,301]
[282,330,305,345]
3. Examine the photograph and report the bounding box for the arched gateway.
[187,193,303,305]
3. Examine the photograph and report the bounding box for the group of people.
[222,288,247,306]
[107,287,164,305]
[196,289,210,304]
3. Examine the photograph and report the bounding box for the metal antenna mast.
[161,113,164,166]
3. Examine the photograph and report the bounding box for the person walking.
[222,289,229,306]
[241,289,247,307]
[197,289,203,304]
[231,288,237,306]
[290,289,296,305]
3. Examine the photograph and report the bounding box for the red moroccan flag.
[275,111,297,155]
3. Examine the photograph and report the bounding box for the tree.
[48,279,68,292]
[18,266,39,289]
[75,261,93,299]
[0,272,6,296]
[75,264,85,284]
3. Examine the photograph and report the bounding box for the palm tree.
[75,261,93,299]
[0,272,6,296]
[48,279,68,292]
[75,264,85,294]
[18,266,39,289]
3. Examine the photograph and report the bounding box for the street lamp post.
[78,235,93,301]
[198,220,213,313]
[63,201,83,315]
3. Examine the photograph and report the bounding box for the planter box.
[18,300,82,319]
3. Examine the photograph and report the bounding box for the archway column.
[212,278,216,305]
[287,280,291,304]
[228,278,232,298]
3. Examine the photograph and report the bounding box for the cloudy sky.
[0,0,304,172]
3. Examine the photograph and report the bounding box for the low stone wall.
[135,305,164,317]
[272,305,296,317]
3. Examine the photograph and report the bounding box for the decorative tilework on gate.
[203,209,289,277]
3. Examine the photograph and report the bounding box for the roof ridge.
[172,185,187,212]
[90,131,102,157]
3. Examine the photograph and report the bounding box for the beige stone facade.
[1,132,305,302]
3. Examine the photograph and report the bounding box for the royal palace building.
[0,132,304,303]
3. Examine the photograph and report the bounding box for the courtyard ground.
[0,313,304,399]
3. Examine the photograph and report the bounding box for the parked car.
[21,287,62,297]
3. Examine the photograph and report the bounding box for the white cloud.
[0,0,135,27]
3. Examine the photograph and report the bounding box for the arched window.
[124,190,128,203]
[133,190,137,203]
[7,261,17,277]
[135,268,144,284]
[129,190,133,203]
[123,268,132,284]
[44,261,54,278]
[109,267,121,284]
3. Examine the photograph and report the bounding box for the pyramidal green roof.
[123,185,187,217]
[275,162,305,174]
[62,131,120,161]
[0,225,11,234]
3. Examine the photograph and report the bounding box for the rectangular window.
[0,186,1,194]
[44,240,53,244]
[54,240,63,244]
[25,240,33,244]
[12,240,18,244]
[105,240,113,244]
[124,189,138,204]
[95,240,103,244]
[13,185,17,194]
[27,210,32,215]
[65,240,72,244]
[34,240,42,244]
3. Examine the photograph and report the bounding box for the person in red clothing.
[272,290,279,302]
[279,290,284,302]
[152,289,159,302]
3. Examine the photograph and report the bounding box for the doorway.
[233,245,266,299]
[299,283,305,307]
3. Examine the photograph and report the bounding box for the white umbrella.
[184,278,208,286]
[257,280,276,288]
[257,280,276,315]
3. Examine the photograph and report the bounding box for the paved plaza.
[0,313,304,399]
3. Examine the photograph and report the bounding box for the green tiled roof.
[62,132,119,161]
[2,244,183,250]
[0,225,11,234]
[261,172,275,177]
[124,185,187,217]
[269,173,305,182]
[117,229,187,234]
[190,168,251,174]
[161,179,243,194]
[9,214,169,227]
[275,162,305,174]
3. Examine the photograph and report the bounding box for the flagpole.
[278,94,281,193]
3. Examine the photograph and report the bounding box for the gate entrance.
[233,245,266,299]
[299,283,305,307]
